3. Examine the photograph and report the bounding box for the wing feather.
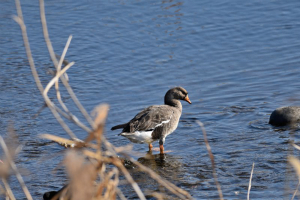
[124,105,174,133]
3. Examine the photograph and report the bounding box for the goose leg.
[159,144,164,154]
[148,143,153,151]
[159,138,165,154]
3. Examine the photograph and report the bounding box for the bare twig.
[127,157,193,199]
[14,0,78,139]
[42,61,77,138]
[289,156,300,179]
[292,180,300,200]
[2,178,16,200]
[55,35,72,113]
[39,0,95,129]
[150,192,175,200]
[197,120,224,200]
[13,8,44,95]
[247,162,255,200]
[289,156,300,200]
[292,143,300,151]
[44,62,74,95]
[115,187,127,200]
[83,149,146,200]
[12,0,194,199]
[112,158,146,200]
[0,136,33,200]
[53,104,92,132]
[38,0,58,68]
[96,137,192,199]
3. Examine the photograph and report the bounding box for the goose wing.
[125,105,174,133]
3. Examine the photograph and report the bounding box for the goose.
[111,87,191,154]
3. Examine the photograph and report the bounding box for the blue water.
[1,0,300,199]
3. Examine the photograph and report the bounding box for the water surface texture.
[1,0,300,199]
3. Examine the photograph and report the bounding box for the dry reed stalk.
[291,180,300,200]
[14,0,44,95]
[149,191,178,200]
[11,0,194,199]
[64,151,98,200]
[0,135,32,200]
[2,178,16,200]
[13,8,77,139]
[247,162,255,200]
[14,0,75,137]
[15,0,92,139]
[289,156,300,179]
[81,149,147,200]
[115,187,127,200]
[111,158,146,200]
[39,0,95,129]
[289,156,300,200]
[125,156,193,199]
[39,134,90,148]
[96,168,119,199]
[55,35,73,113]
[292,143,300,151]
[87,104,109,144]
[197,120,224,200]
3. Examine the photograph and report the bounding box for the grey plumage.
[119,105,179,143]
[111,87,191,153]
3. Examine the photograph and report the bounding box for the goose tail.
[111,123,128,130]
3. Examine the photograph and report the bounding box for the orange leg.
[159,144,164,154]
[148,143,153,151]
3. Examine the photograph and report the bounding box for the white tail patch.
[120,131,154,144]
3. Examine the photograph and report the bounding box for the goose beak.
[184,95,192,104]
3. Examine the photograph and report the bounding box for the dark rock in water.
[43,185,67,200]
[269,106,300,126]
[43,191,58,200]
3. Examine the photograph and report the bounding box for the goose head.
[164,87,192,105]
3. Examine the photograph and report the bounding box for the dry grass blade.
[13,0,195,199]
[1,178,16,200]
[55,35,73,113]
[197,120,224,200]
[39,0,95,129]
[13,16,44,95]
[40,134,87,148]
[39,0,58,67]
[114,144,133,153]
[64,151,97,200]
[16,0,93,140]
[42,60,76,137]
[52,104,92,133]
[44,61,74,95]
[126,157,193,199]
[85,104,109,144]
[292,143,300,151]
[0,136,33,200]
[0,158,11,180]
[93,104,109,126]
[14,0,78,139]
[292,180,300,200]
[96,168,118,199]
[150,192,176,200]
[247,162,255,200]
[289,156,300,200]
[289,156,300,180]
[82,150,146,200]
[111,158,147,200]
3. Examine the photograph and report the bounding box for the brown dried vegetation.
[0,0,193,199]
